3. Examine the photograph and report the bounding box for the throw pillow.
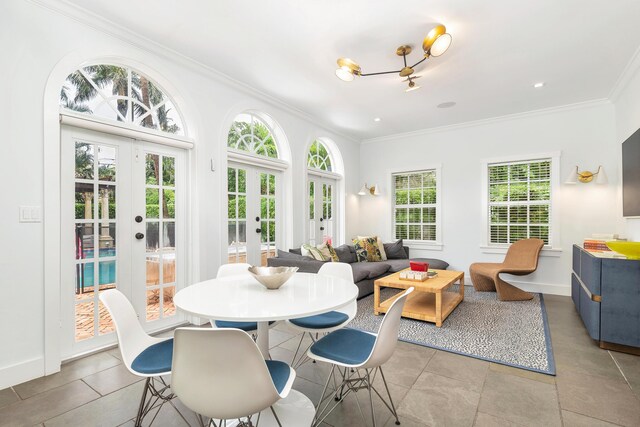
[334,244,357,263]
[301,244,327,261]
[384,239,408,259]
[357,235,387,260]
[352,237,383,262]
[317,242,340,262]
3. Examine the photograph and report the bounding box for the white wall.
[613,52,640,240]
[358,102,620,294]
[0,0,360,388]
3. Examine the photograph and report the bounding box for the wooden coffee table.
[374,269,464,327]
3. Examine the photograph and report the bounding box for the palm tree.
[60,65,181,134]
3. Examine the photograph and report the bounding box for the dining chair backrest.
[99,289,156,372]
[362,287,414,369]
[216,263,252,278]
[318,262,353,283]
[318,262,357,317]
[172,327,282,420]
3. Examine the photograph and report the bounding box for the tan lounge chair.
[470,238,544,301]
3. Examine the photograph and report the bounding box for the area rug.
[349,285,556,375]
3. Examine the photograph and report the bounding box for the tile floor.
[1,294,639,426]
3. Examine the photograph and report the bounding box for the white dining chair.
[99,289,174,427]
[307,287,414,427]
[172,327,309,426]
[286,262,357,368]
[211,263,276,335]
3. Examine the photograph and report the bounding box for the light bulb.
[335,66,355,82]
[430,33,452,57]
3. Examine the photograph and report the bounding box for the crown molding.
[608,44,640,103]
[28,0,359,143]
[361,98,611,145]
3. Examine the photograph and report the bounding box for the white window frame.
[480,152,562,257]
[390,165,443,250]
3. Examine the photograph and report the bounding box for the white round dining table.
[174,272,358,358]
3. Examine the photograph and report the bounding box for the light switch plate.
[20,206,42,223]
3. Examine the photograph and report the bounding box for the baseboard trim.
[0,357,44,390]
[464,275,570,296]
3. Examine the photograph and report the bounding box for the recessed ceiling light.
[437,101,456,109]
[533,82,545,88]
[373,117,381,122]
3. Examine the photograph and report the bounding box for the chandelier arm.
[409,56,428,69]
[359,70,403,77]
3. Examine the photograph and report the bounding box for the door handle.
[135,232,145,240]
[256,228,262,234]
[135,215,143,223]
[320,227,325,231]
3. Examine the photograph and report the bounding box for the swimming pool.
[76,248,116,293]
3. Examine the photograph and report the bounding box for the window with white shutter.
[393,170,440,243]
[487,159,551,245]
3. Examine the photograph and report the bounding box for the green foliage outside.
[61,65,181,134]
[227,119,278,158]
[308,140,332,171]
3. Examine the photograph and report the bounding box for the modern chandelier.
[335,24,452,92]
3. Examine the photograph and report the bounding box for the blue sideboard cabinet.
[572,245,640,353]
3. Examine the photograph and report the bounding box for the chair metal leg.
[379,367,401,425]
[366,370,377,427]
[291,332,321,369]
[134,378,150,427]
[312,364,401,427]
[270,406,283,427]
[134,376,175,427]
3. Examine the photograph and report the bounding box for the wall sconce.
[565,165,608,184]
[358,183,379,196]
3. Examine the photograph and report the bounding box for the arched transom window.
[307,140,333,171]
[227,113,279,159]
[59,64,184,135]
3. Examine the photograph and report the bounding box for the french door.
[227,163,282,266]
[61,126,186,358]
[308,176,336,246]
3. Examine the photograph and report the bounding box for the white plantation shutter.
[488,159,551,245]
[393,170,438,241]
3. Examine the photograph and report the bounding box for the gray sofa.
[267,240,449,299]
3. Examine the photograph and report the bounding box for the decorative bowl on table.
[606,241,640,260]
[248,266,299,290]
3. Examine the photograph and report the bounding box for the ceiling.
[63,0,640,140]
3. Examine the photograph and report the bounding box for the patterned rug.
[350,285,556,375]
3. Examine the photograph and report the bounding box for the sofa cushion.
[277,249,313,261]
[349,262,372,282]
[289,248,303,256]
[382,259,410,273]
[364,262,392,279]
[384,239,408,259]
[411,258,450,270]
[334,244,356,263]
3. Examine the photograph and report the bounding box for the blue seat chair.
[172,327,315,426]
[308,287,414,427]
[100,289,174,427]
[286,262,357,368]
